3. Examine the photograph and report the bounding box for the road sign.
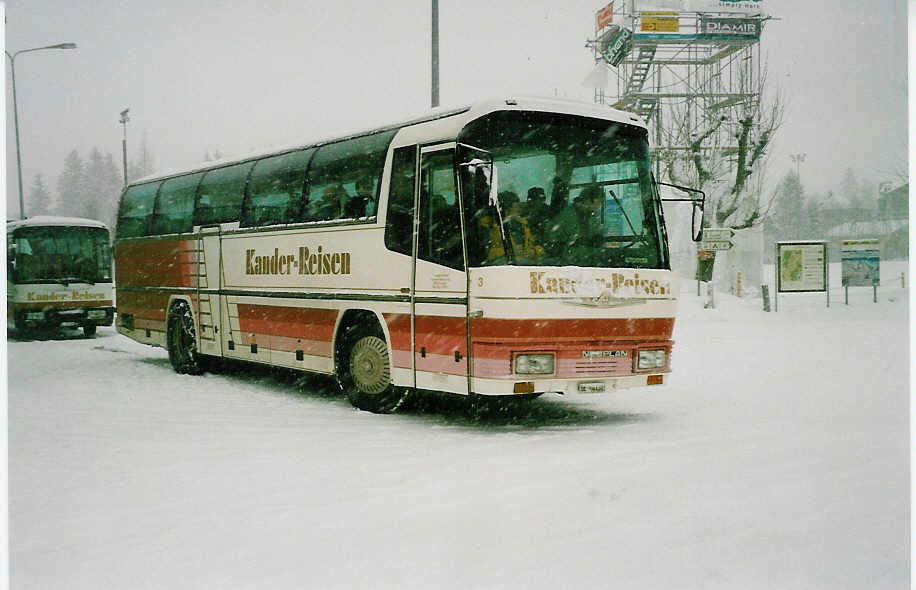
[699,240,733,251]
[702,228,735,241]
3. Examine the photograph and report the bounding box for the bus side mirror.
[692,203,704,242]
[488,166,499,206]
[657,180,705,242]
[459,157,495,203]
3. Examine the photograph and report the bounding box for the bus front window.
[458,111,668,269]
[12,226,111,284]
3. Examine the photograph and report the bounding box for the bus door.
[411,145,469,395]
[196,225,223,357]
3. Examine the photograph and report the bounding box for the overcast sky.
[3,0,909,217]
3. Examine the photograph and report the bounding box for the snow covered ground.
[8,261,910,589]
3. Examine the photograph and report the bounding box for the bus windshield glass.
[11,226,111,284]
[458,111,668,269]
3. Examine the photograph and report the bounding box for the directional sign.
[699,240,733,251]
[702,228,735,241]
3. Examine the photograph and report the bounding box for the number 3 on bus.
[114,97,704,413]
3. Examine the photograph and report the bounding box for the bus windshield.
[11,226,112,284]
[458,111,668,269]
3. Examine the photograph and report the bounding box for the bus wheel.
[10,316,32,340]
[83,325,97,337]
[344,334,405,414]
[167,304,202,375]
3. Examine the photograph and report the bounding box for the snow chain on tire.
[168,304,202,375]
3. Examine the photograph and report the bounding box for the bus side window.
[384,146,417,256]
[242,148,313,228]
[151,173,201,235]
[194,161,255,226]
[304,129,397,223]
[117,181,161,238]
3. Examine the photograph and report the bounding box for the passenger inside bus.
[574,184,606,245]
[344,177,374,219]
[543,183,604,263]
[313,184,349,220]
[482,191,542,264]
[524,186,550,239]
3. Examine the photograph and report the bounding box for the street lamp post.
[789,153,807,181]
[431,0,439,108]
[5,42,77,219]
[120,108,130,186]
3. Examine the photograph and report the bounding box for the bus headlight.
[25,311,45,321]
[514,353,555,375]
[638,349,666,369]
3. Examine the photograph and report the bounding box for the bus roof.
[7,215,110,231]
[129,97,647,188]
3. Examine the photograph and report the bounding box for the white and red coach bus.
[114,98,703,412]
[8,216,114,337]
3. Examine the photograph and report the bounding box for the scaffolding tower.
[587,4,768,168]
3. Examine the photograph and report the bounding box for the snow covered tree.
[128,133,156,182]
[26,173,52,217]
[84,148,106,222]
[770,171,806,240]
[56,150,91,218]
[838,168,864,210]
[85,148,124,228]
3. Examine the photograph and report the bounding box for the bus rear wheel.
[344,334,405,414]
[83,325,97,337]
[167,304,202,375]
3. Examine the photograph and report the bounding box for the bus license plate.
[577,381,606,393]
[87,310,106,319]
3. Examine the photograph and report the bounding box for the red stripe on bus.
[115,239,197,288]
[236,305,338,342]
[470,317,674,342]
[386,315,673,346]
[382,314,674,374]
[115,290,171,321]
[270,334,333,356]
[383,314,466,355]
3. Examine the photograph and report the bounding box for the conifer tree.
[26,173,52,217]
[128,133,156,182]
[85,148,106,222]
[56,150,91,218]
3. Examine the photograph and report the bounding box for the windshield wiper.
[607,188,640,241]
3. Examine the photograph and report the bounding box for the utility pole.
[431,0,439,108]
[120,108,130,186]
[790,153,806,181]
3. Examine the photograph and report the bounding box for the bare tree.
[658,73,784,232]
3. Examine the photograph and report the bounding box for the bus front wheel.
[343,333,406,414]
[83,325,97,337]
[167,304,202,375]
